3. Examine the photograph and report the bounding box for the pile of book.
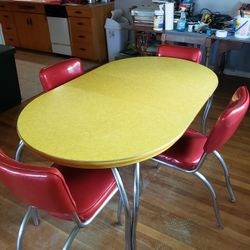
[131,6,158,27]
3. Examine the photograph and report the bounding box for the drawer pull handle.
[80,48,86,51]
[3,15,8,18]
[9,38,13,41]
[75,11,82,14]
[18,5,35,11]
[78,35,85,38]
[77,22,84,26]
[6,27,12,30]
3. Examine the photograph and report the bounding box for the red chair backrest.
[157,44,202,63]
[0,150,77,214]
[204,86,250,153]
[39,58,84,92]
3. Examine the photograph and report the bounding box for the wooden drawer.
[12,2,45,14]
[66,6,92,18]
[69,17,92,33]
[4,35,19,47]
[3,26,17,37]
[72,43,95,60]
[0,11,15,26]
[71,31,93,46]
[0,2,11,11]
[3,25,17,35]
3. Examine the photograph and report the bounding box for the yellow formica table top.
[17,57,218,168]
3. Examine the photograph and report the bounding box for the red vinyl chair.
[15,58,84,162]
[157,44,202,63]
[0,150,118,250]
[158,44,212,134]
[39,57,84,92]
[152,86,249,228]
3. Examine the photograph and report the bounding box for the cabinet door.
[14,12,51,52]
[30,14,51,52]
[14,12,33,49]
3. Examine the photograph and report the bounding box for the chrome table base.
[112,163,140,250]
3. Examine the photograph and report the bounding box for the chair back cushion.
[0,150,77,214]
[39,58,84,92]
[204,86,249,153]
[158,44,202,63]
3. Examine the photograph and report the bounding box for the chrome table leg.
[112,163,141,250]
[132,163,140,250]
[112,168,132,250]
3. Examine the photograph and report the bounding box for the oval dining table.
[17,57,218,250]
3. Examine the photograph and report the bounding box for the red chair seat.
[50,165,117,221]
[154,128,207,170]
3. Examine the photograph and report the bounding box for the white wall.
[115,0,151,13]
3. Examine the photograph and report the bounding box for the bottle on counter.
[176,11,186,32]
[153,4,164,31]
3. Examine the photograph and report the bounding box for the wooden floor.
[0,73,250,250]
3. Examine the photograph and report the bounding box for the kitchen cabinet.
[13,2,51,52]
[14,12,51,52]
[67,3,114,62]
[0,2,19,47]
[0,1,113,62]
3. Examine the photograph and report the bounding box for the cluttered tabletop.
[123,1,250,61]
[129,1,250,42]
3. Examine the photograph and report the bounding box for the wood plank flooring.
[0,71,250,249]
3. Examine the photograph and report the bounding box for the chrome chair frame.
[151,149,236,229]
[201,95,214,134]
[15,145,140,250]
[17,188,118,250]
[15,140,25,162]
[15,140,41,228]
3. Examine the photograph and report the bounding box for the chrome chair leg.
[194,171,224,229]
[156,162,160,169]
[31,207,40,226]
[117,196,123,225]
[17,206,33,250]
[213,150,236,202]
[15,140,40,227]
[63,225,80,250]
[15,140,25,162]
[201,95,213,134]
